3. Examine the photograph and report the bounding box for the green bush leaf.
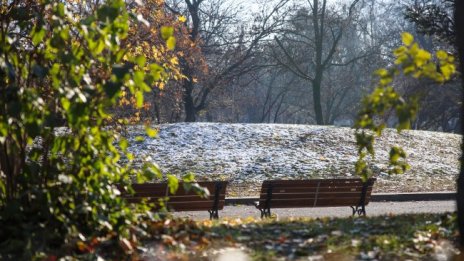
[167,175,179,194]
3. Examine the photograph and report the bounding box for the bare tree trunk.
[183,79,197,122]
[181,0,201,122]
[454,0,464,247]
[312,0,326,125]
[313,74,324,125]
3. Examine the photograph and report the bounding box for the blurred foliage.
[0,0,178,259]
[355,32,457,181]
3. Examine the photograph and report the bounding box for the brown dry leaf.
[162,234,176,246]
[119,238,134,253]
[76,241,89,252]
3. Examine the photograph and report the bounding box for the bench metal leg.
[351,205,366,216]
[260,208,271,218]
[208,209,219,220]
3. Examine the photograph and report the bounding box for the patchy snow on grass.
[127,123,461,194]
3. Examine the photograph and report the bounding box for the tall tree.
[273,0,365,125]
[166,0,288,122]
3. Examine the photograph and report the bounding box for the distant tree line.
[127,0,460,133]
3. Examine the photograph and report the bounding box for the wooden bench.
[255,178,376,218]
[121,181,228,219]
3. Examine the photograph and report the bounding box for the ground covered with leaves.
[139,212,460,260]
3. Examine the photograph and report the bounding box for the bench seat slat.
[257,199,315,208]
[257,197,371,208]
[261,187,373,194]
[123,199,226,211]
[126,191,167,197]
[259,192,372,200]
[126,194,226,202]
[165,195,226,202]
[261,183,374,190]
[168,186,225,196]
[315,198,370,207]
[128,184,167,190]
[166,201,226,211]
[262,179,364,183]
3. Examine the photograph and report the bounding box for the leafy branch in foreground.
[0,0,177,259]
[355,32,456,180]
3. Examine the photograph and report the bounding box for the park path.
[173,200,456,220]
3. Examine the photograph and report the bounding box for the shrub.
[0,0,171,258]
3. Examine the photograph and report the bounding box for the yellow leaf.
[380,76,393,85]
[160,26,174,40]
[375,68,388,77]
[401,32,414,46]
[415,49,431,63]
[403,65,415,75]
[393,46,407,56]
[436,50,448,60]
[166,36,176,50]
[178,15,187,22]
[145,125,158,138]
[440,64,456,80]
[170,57,178,65]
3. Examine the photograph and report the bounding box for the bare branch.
[274,36,313,81]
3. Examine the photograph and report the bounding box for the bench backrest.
[122,181,228,212]
[256,178,376,209]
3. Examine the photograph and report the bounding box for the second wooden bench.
[255,178,376,218]
[122,181,228,219]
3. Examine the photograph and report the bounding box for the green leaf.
[133,71,147,90]
[61,98,70,111]
[120,138,128,151]
[149,64,164,81]
[167,175,179,194]
[135,55,146,67]
[31,26,46,45]
[135,90,143,108]
[182,172,195,182]
[142,163,162,180]
[56,3,66,17]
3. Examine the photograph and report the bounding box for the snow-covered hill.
[127,123,461,194]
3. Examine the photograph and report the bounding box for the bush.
[0,0,170,258]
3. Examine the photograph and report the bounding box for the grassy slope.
[128,123,461,195]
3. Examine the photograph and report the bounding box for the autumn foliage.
[116,0,207,124]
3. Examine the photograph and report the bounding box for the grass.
[144,212,460,260]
